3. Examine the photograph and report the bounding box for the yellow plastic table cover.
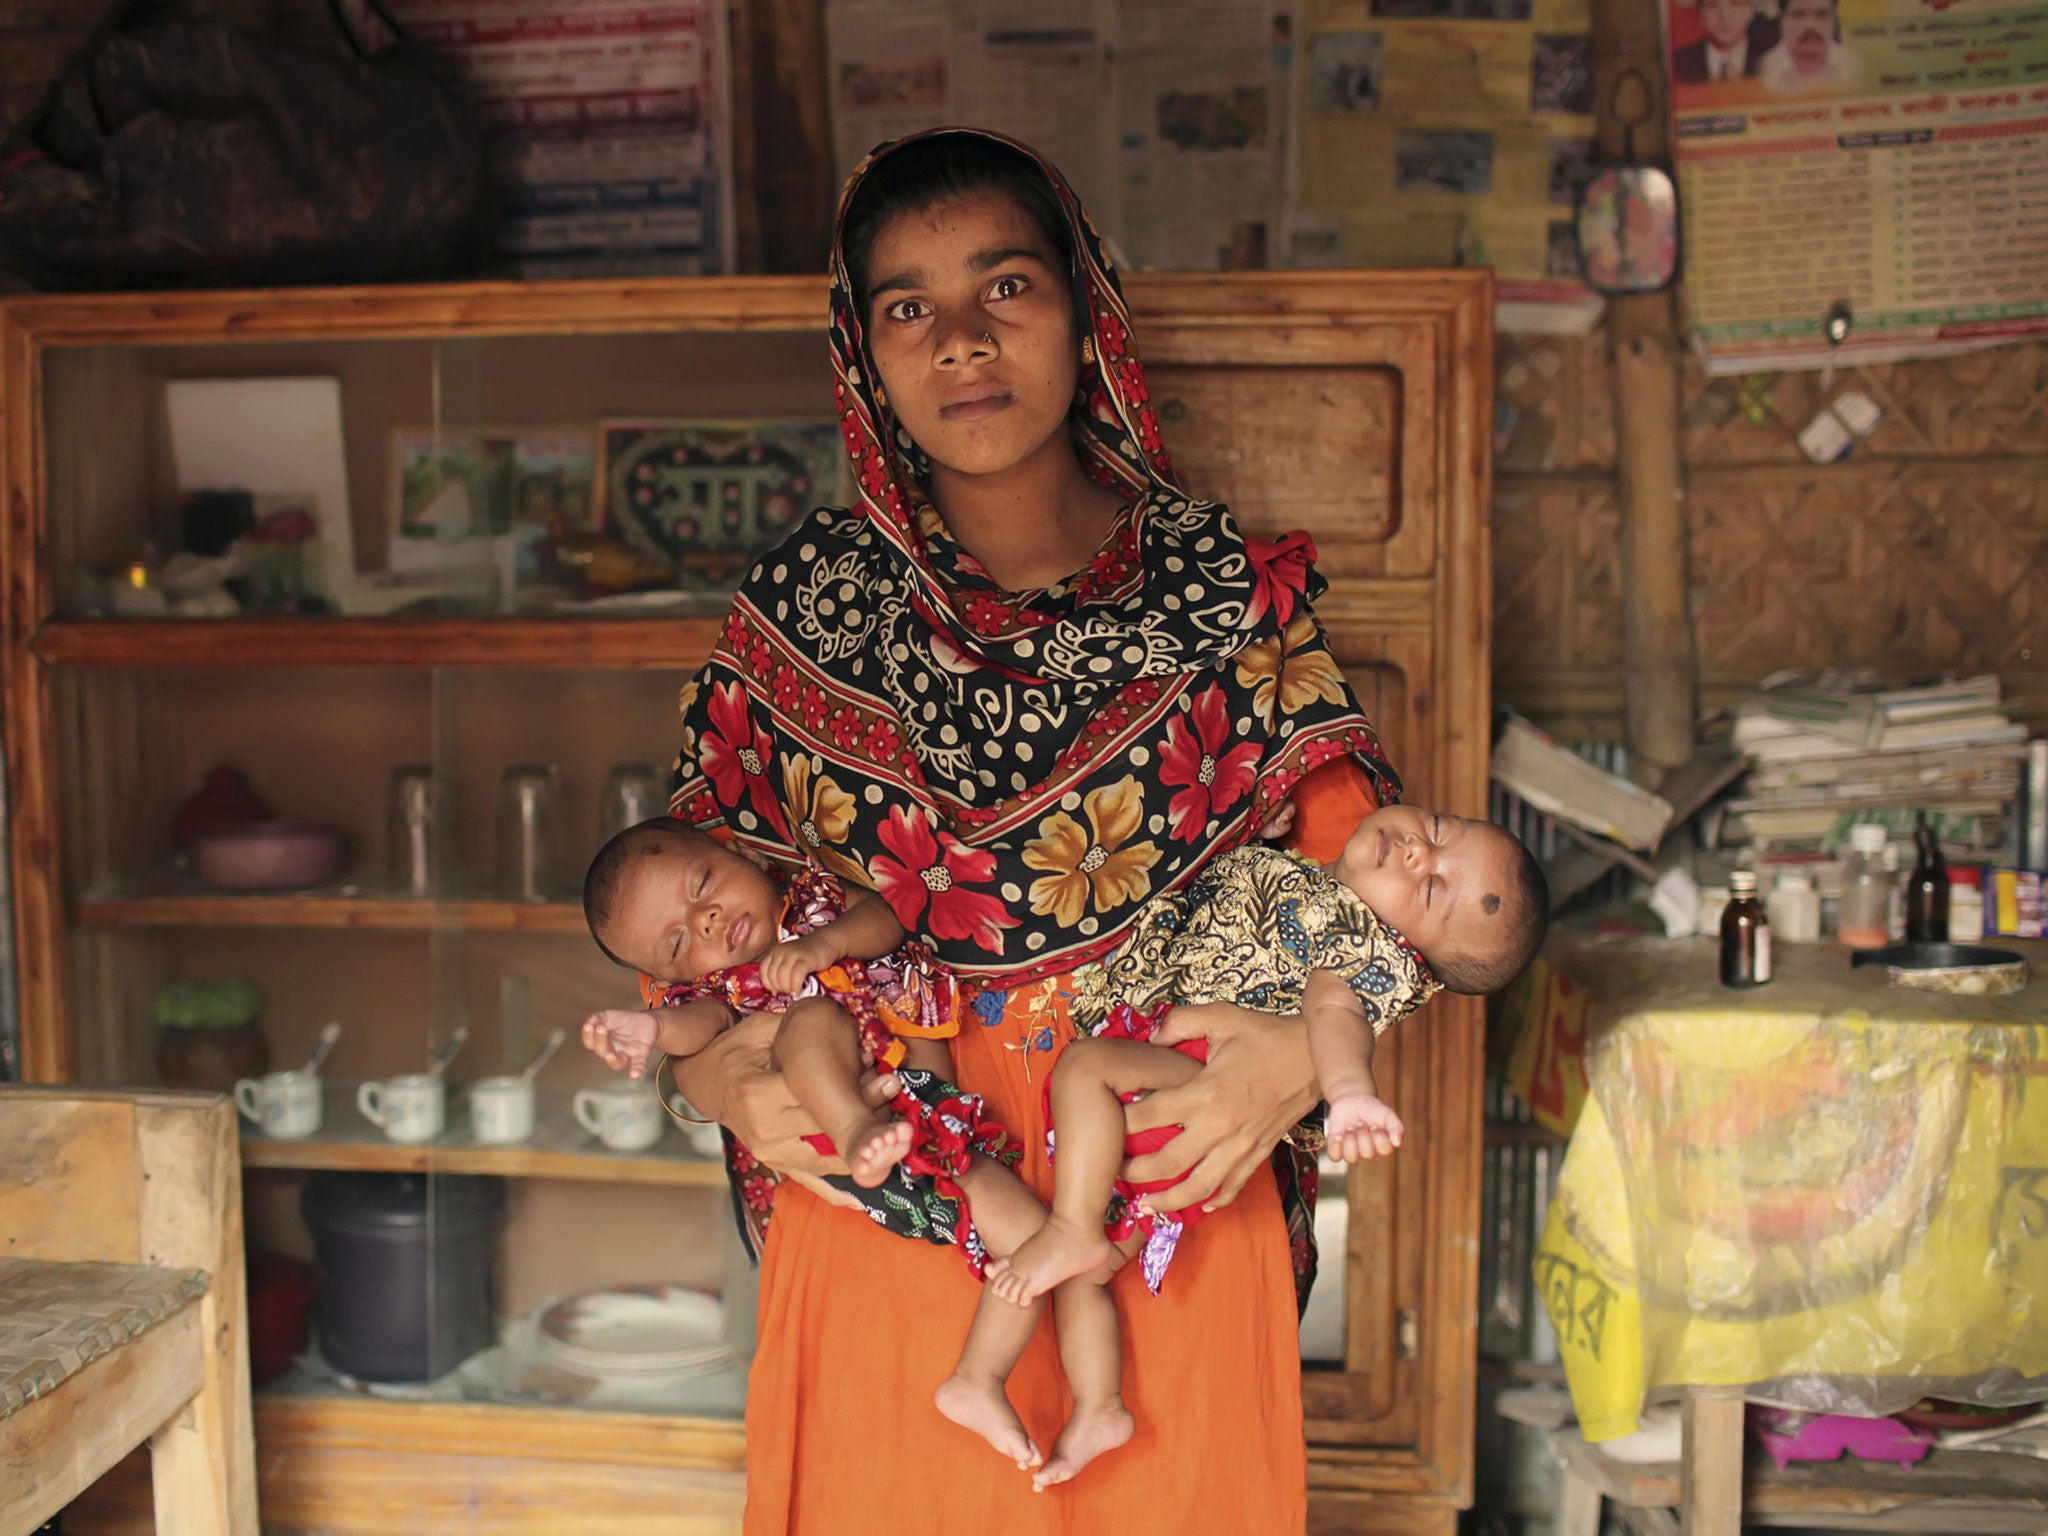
[1503,920,2048,1442]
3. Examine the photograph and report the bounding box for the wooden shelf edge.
[239,1136,728,1187]
[72,893,587,933]
[252,1392,748,1472]
[32,616,725,670]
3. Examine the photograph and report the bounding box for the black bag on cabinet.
[0,0,493,291]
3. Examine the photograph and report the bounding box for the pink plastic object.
[192,820,348,889]
[1748,1406,1933,1472]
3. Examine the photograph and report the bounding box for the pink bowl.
[193,821,349,889]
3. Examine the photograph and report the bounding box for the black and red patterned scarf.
[671,126,1396,983]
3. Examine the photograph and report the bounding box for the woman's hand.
[666,1010,900,1181]
[1120,1001,1320,1216]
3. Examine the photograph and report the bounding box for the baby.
[577,818,1129,1487]
[985,801,1549,1307]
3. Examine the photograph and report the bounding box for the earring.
[1081,334,1097,366]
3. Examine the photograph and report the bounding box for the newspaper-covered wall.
[1287,0,1599,304]
[1668,0,2048,370]
[827,0,1294,272]
[389,0,734,278]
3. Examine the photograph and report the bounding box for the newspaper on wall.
[1288,0,1599,304]
[825,0,1287,270]
[390,0,733,278]
[1116,0,1296,271]
[1668,0,2048,371]
[828,0,1122,228]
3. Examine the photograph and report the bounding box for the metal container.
[301,1172,503,1382]
[598,762,668,847]
[386,765,450,897]
[496,764,565,902]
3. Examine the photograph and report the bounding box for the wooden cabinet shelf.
[240,1132,728,1188]
[33,616,727,671]
[9,274,1497,1536]
[73,889,587,933]
[240,1084,725,1188]
[68,1395,750,1535]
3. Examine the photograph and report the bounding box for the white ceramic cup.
[470,1075,536,1145]
[356,1073,446,1144]
[233,1069,322,1140]
[574,1083,665,1152]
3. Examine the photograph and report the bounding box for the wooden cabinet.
[1,272,1493,1536]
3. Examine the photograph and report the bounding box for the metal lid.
[301,1172,504,1234]
[1728,870,1758,895]
[1849,824,1889,854]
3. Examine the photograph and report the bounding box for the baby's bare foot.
[988,1214,1117,1305]
[847,1118,914,1187]
[1032,1400,1134,1491]
[935,1374,1043,1471]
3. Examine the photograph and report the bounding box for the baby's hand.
[581,1009,663,1080]
[1325,1092,1404,1165]
[758,933,831,996]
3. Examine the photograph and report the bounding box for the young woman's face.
[860,189,1082,481]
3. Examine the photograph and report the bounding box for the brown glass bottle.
[1905,812,1949,943]
[1720,869,1771,987]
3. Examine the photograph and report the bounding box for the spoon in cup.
[302,1021,341,1075]
[521,1029,566,1084]
[427,1026,469,1079]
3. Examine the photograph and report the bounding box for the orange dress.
[737,764,1377,1536]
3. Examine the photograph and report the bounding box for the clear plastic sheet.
[1506,925,2048,1441]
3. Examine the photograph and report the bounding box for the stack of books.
[1726,675,2028,853]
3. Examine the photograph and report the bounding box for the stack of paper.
[1727,675,2027,852]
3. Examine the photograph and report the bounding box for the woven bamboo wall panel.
[1496,333,1616,473]
[1690,467,2048,709]
[1680,344,2048,466]
[1492,480,1624,722]
[1490,333,2048,737]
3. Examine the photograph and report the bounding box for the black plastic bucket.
[301,1172,504,1383]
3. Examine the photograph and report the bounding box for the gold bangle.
[654,1053,717,1127]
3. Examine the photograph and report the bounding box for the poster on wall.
[384,0,733,278]
[1667,0,2048,372]
[1287,0,1600,309]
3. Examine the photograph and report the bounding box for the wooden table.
[1502,919,2048,1534]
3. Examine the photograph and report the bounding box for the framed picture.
[387,426,596,591]
[166,377,359,612]
[594,419,847,592]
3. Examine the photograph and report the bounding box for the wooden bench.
[0,1086,257,1535]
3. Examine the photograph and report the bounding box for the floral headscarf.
[671,127,1396,986]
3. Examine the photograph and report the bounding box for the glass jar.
[1766,869,1821,942]
[1838,823,1892,949]
[1721,869,1771,987]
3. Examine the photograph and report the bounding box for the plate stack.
[534,1284,732,1382]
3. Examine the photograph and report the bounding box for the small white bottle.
[1767,869,1821,942]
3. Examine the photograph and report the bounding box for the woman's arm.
[1119,1001,1321,1215]
[667,1010,901,1180]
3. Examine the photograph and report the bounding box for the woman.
[669,128,1396,1533]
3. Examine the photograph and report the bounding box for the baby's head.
[583,818,783,984]
[1327,805,1549,995]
